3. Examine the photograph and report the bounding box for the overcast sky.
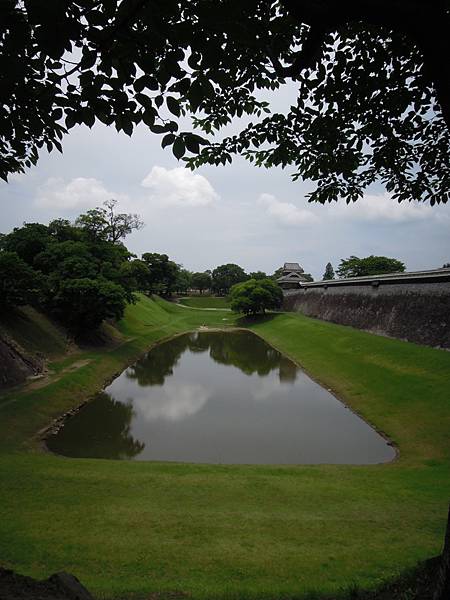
[1,84,449,279]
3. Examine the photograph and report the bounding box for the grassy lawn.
[0,295,449,599]
[178,295,231,309]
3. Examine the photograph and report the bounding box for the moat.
[47,330,395,464]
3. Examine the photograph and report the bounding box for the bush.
[52,278,127,333]
[230,278,283,316]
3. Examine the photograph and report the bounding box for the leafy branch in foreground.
[1,0,449,204]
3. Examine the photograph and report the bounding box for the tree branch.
[280,0,450,130]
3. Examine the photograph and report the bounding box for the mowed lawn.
[0,295,449,599]
[178,295,231,309]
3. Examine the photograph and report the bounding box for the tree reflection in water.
[47,392,144,459]
[127,331,298,385]
[189,331,298,381]
[125,334,189,387]
[48,331,395,464]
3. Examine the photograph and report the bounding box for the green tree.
[191,272,212,294]
[249,271,267,280]
[34,240,98,279]
[76,199,143,244]
[1,212,142,333]
[271,267,284,280]
[47,219,81,242]
[323,262,335,280]
[118,259,150,293]
[52,278,127,333]
[0,223,53,266]
[174,267,192,295]
[337,255,406,278]
[1,1,448,205]
[0,251,42,308]
[230,278,283,316]
[142,253,178,296]
[212,264,248,296]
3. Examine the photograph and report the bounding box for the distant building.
[277,262,310,289]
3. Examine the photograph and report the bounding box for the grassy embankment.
[178,295,230,309]
[0,294,449,599]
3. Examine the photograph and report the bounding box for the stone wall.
[0,335,43,389]
[283,278,450,349]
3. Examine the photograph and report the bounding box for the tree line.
[1,199,423,330]
[322,256,406,280]
[0,201,283,333]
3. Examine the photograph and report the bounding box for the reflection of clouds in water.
[132,381,211,422]
[251,377,285,402]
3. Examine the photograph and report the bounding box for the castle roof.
[283,262,304,272]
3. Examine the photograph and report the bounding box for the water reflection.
[133,381,212,421]
[47,392,144,459]
[126,331,296,386]
[126,334,188,387]
[48,331,395,464]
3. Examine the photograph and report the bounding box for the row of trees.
[322,256,406,280]
[0,201,146,334]
[228,255,409,317]
[0,200,206,333]
[0,199,288,331]
[173,265,287,297]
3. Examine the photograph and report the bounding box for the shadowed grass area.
[0,306,68,358]
[0,295,449,599]
[178,295,231,309]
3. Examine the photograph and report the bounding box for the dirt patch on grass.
[27,359,93,391]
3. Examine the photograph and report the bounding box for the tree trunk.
[434,504,450,600]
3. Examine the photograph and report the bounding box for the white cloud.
[326,193,437,223]
[35,177,126,209]
[141,166,219,207]
[258,193,318,226]
[132,382,211,422]
[8,172,29,183]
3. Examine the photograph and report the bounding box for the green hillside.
[178,295,231,309]
[0,306,68,359]
[0,295,449,599]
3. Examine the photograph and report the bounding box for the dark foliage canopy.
[249,271,268,280]
[230,277,283,315]
[0,251,42,309]
[191,271,212,293]
[212,263,248,295]
[336,255,406,278]
[0,204,146,333]
[141,252,178,295]
[1,1,449,204]
[322,262,335,280]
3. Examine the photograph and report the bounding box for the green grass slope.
[0,295,449,599]
[178,295,231,309]
[0,305,68,359]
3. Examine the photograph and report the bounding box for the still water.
[47,331,395,464]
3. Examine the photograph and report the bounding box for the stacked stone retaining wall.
[283,275,450,349]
